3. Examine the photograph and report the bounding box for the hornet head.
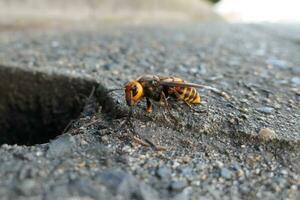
[124,80,144,106]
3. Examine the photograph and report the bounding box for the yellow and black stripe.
[163,77,201,104]
[177,87,201,104]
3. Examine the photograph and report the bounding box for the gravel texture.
[0,24,299,200]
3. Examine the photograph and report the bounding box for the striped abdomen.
[175,86,201,104]
[162,77,201,104]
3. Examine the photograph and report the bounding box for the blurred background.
[216,0,300,23]
[0,0,299,31]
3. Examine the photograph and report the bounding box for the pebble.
[256,107,274,114]
[0,144,11,150]
[280,169,288,175]
[51,40,60,48]
[181,156,192,163]
[96,170,159,200]
[170,180,188,192]
[207,186,221,199]
[291,77,300,86]
[96,170,128,189]
[220,168,232,179]
[232,162,241,171]
[172,161,180,168]
[199,64,207,75]
[291,67,300,73]
[180,167,194,178]
[16,179,37,196]
[236,169,244,178]
[35,151,43,157]
[171,187,192,200]
[47,134,76,157]
[258,128,277,141]
[290,185,298,190]
[266,58,288,69]
[189,67,198,74]
[216,161,224,168]
[69,179,107,199]
[156,167,172,179]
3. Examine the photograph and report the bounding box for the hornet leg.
[160,92,178,124]
[183,101,207,114]
[146,98,153,113]
[119,106,134,128]
[160,92,169,107]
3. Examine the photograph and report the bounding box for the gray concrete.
[0,24,299,199]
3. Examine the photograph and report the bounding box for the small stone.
[192,181,201,186]
[189,67,198,74]
[291,67,300,73]
[273,103,281,109]
[291,185,298,190]
[35,151,43,156]
[156,167,172,179]
[236,169,244,177]
[1,144,11,150]
[102,63,114,70]
[220,168,232,179]
[232,162,241,171]
[258,128,277,141]
[172,161,180,168]
[216,161,224,168]
[96,170,127,189]
[280,169,288,175]
[256,106,274,114]
[291,77,300,86]
[266,58,288,69]
[207,186,221,199]
[180,167,193,178]
[122,145,132,153]
[199,64,207,75]
[229,118,235,124]
[171,187,192,200]
[96,170,159,200]
[51,40,60,48]
[239,107,249,113]
[69,178,107,199]
[16,179,37,196]
[178,65,188,73]
[181,156,192,163]
[44,184,70,200]
[170,180,188,192]
[47,134,76,157]
[255,168,261,175]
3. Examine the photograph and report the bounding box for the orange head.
[125,80,144,106]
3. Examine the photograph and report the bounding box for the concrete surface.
[0,23,299,199]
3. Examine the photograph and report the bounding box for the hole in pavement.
[0,65,97,145]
